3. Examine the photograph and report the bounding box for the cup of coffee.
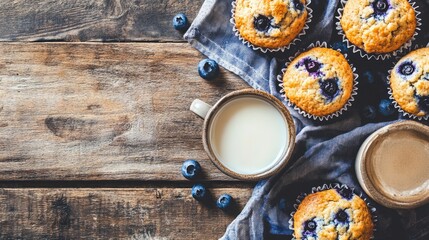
[355,120,429,209]
[190,89,296,180]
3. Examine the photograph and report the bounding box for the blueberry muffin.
[390,48,429,117]
[234,0,308,49]
[293,188,374,240]
[282,47,354,117]
[340,0,416,54]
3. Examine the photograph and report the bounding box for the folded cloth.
[184,0,429,239]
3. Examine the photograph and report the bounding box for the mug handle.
[190,99,212,119]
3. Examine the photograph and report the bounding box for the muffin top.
[390,48,429,117]
[340,0,416,54]
[282,47,354,117]
[234,0,308,49]
[293,188,374,240]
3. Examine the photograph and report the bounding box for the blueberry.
[304,58,321,73]
[254,15,271,32]
[416,95,429,113]
[192,184,207,201]
[332,41,348,54]
[172,13,189,31]
[304,219,317,232]
[198,59,219,80]
[362,70,376,85]
[292,0,304,11]
[398,62,415,76]
[378,99,395,116]
[181,159,201,180]
[337,188,354,200]
[216,194,233,210]
[319,78,340,100]
[373,0,389,15]
[335,209,349,223]
[361,105,377,120]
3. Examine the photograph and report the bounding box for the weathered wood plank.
[0,0,203,42]
[0,42,248,181]
[0,187,252,239]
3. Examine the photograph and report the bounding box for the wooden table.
[0,1,254,239]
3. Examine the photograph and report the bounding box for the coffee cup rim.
[202,89,296,181]
[356,120,429,209]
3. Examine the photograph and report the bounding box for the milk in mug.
[210,97,289,175]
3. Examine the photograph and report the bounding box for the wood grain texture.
[0,42,248,181]
[0,188,252,239]
[0,0,204,42]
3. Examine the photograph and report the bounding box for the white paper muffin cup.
[387,55,429,120]
[335,0,422,60]
[288,183,377,240]
[277,41,359,121]
[231,0,313,53]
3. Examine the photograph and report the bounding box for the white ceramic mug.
[190,89,295,180]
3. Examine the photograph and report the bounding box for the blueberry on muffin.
[340,0,416,54]
[282,47,354,117]
[234,0,308,49]
[293,188,374,240]
[390,47,429,117]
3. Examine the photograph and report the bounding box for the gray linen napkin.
[184,0,429,239]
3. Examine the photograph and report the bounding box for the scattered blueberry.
[335,209,349,223]
[373,0,389,16]
[378,99,395,116]
[292,0,304,11]
[172,13,189,31]
[332,41,348,54]
[319,78,340,100]
[181,159,201,180]
[398,61,415,76]
[254,15,271,32]
[198,59,220,80]
[337,187,354,200]
[362,70,376,85]
[191,184,207,201]
[304,58,321,73]
[361,105,377,120]
[304,219,317,232]
[416,95,429,113]
[216,194,233,210]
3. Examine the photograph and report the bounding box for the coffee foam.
[368,129,429,202]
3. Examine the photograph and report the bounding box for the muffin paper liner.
[277,41,359,121]
[231,0,313,53]
[288,183,377,240]
[335,0,422,60]
[387,55,429,120]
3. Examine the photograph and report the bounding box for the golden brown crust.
[340,0,416,54]
[293,189,374,240]
[282,47,354,117]
[390,48,429,116]
[234,0,307,49]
